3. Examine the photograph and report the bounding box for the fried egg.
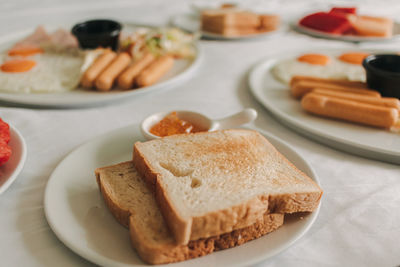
[271,52,367,84]
[0,49,84,93]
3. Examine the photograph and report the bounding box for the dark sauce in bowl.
[71,19,122,51]
[363,54,400,99]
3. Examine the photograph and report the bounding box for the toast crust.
[96,170,131,228]
[129,213,283,265]
[96,161,284,265]
[133,129,323,245]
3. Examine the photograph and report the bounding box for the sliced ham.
[347,15,393,37]
[11,26,79,51]
[12,26,50,49]
[49,29,79,49]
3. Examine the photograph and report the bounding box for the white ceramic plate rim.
[171,13,284,40]
[0,124,27,195]
[0,23,202,108]
[292,15,400,42]
[248,49,400,164]
[44,124,321,267]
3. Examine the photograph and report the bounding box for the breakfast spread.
[3,3,399,265]
[0,25,196,93]
[201,5,280,37]
[0,118,11,166]
[95,129,322,264]
[149,111,204,137]
[299,7,393,38]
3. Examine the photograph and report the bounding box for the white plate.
[0,24,202,108]
[171,13,283,40]
[44,124,321,267]
[190,2,237,13]
[248,50,400,164]
[0,124,27,194]
[292,17,400,42]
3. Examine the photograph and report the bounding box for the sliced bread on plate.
[95,161,284,265]
[133,129,322,245]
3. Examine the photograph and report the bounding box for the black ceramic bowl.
[362,54,400,99]
[71,19,122,51]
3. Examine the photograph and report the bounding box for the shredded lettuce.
[122,27,197,59]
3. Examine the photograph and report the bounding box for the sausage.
[290,75,367,89]
[95,52,131,91]
[136,55,174,87]
[301,92,398,128]
[291,80,381,99]
[81,51,117,88]
[117,52,155,89]
[312,89,400,111]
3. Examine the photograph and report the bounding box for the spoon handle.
[214,108,257,130]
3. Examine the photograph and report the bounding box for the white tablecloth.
[0,0,399,266]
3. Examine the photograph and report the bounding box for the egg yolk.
[338,52,369,65]
[8,45,43,57]
[1,59,36,73]
[297,54,331,65]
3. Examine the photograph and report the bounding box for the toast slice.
[133,129,323,244]
[205,26,261,37]
[201,10,260,29]
[95,161,284,265]
[201,10,279,36]
[259,14,280,31]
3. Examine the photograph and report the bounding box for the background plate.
[171,13,283,40]
[248,50,400,164]
[292,18,400,42]
[44,124,320,267]
[0,23,202,108]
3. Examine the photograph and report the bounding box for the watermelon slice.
[0,118,11,166]
[329,7,357,15]
[299,12,352,34]
[0,141,11,166]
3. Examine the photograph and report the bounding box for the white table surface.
[0,0,399,266]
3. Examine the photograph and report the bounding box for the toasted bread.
[259,14,280,31]
[133,129,323,245]
[201,10,279,36]
[95,161,284,265]
[201,10,260,29]
[206,26,261,36]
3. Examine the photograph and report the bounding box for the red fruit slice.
[0,118,11,166]
[0,131,10,144]
[329,7,357,15]
[0,141,11,166]
[299,12,352,34]
[0,118,10,144]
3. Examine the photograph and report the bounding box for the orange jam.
[150,112,204,137]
